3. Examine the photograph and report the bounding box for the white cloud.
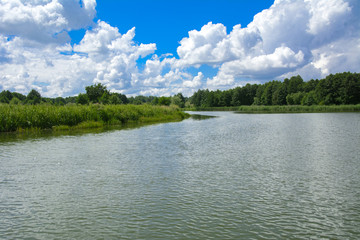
[306,0,351,35]
[0,0,96,44]
[194,0,359,86]
[209,46,305,86]
[0,18,157,97]
[206,72,235,89]
[176,22,228,67]
[0,0,359,97]
[183,72,203,88]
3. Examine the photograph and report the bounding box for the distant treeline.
[1,72,359,108]
[0,83,186,107]
[190,72,360,107]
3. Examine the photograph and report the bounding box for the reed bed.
[185,105,360,113]
[0,104,189,132]
[236,105,360,113]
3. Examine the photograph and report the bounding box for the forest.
[0,72,359,108]
[190,72,360,108]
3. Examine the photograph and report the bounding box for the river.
[1,112,359,239]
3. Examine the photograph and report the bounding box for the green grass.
[185,105,360,113]
[0,104,190,132]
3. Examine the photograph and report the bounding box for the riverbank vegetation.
[184,105,360,113]
[0,104,189,133]
[187,105,359,112]
[0,72,359,131]
[0,83,187,108]
[1,72,359,109]
[189,72,360,108]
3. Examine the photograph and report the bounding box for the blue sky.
[0,0,359,97]
[93,0,274,56]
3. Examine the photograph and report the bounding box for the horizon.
[0,0,359,98]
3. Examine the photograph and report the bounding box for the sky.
[0,0,359,97]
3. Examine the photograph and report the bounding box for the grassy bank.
[185,104,360,113]
[0,104,190,133]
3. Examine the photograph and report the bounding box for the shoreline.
[0,104,190,133]
[184,104,360,113]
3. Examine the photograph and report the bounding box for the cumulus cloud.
[0,0,96,44]
[208,46,305,87]
[0,18,159,97]
[0,0,189,97]
[179,0,359,87]
[0,0,359,97]
[176,22,228,66]
[183,72,203,88]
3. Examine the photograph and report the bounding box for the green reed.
[236,104,360,113]
[0,104,189,132]
[184,105,360,113]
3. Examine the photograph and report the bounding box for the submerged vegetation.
[0,104,189,133]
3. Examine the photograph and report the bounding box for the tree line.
[1,72,359,108]
[189,72,360,107]
[0,83,187,107]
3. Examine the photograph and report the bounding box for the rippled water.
[1,112,360,239]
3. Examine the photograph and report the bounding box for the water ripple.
[0,113,360,239]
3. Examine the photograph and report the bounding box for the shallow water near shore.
[1,112,359,239]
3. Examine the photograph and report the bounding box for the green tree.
[9,97,21,105]
[261,81,281,105]
[286,75,304,94]
[243,84,258,105]
[99,92,110,104]
[65,96,77,104]
[303,79,319,92]
[151,97,159,105]
[337,72,360,104]
[301,90,318,106]
[190,89,204,107]
[109,94,122,104]
[158,96,171,106]
[12,92,26,101]
[26,89,42,105]
[0,95,9,103]
[286,92,306,105]
[0,90,13,103]
[219,90,232,107]
[76,93,89,105]
[254,84,265,105]
[85,83,109,103]
[172,93,186,108]
[231,87,242,106]
[54,97,66,106]
[118,93,129,104]
[272,84,287,105]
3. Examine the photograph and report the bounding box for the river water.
[1,112,359,239]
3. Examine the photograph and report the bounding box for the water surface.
[1,112,359,239]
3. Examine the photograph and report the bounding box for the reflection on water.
[0,120,186,144]
[190,114,217,120]
[0,112,359,239]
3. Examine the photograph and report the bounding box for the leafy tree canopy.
[85,83,109,103]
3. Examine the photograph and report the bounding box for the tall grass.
[184,106,240,111]
[185,105,360,113]
[0,104,189,132]
[237,105,360,113]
